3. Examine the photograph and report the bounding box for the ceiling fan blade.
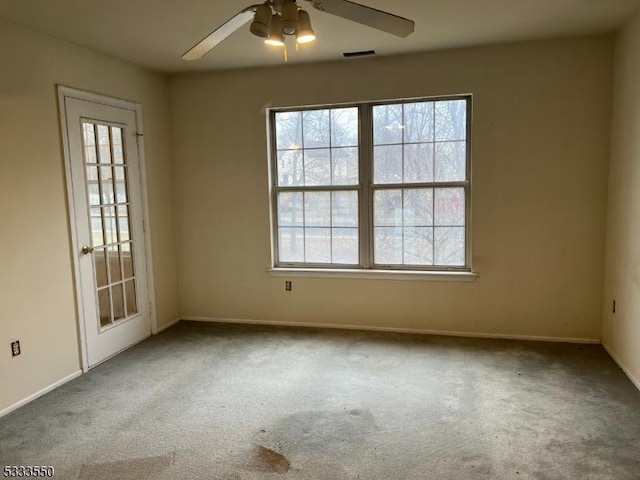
[309,0,414,37]
[182,9,255,61]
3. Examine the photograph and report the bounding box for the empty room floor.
[1,321,639,479]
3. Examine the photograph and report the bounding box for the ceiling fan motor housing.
[281,1,299,35]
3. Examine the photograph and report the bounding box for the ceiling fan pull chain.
[284,43,289,62]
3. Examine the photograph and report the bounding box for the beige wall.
[0,20,179,412]
[169,36,613,340]
[602,11,640,386]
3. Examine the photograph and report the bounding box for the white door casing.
[58,87,155,370]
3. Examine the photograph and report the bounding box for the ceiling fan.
[182,0,415,61]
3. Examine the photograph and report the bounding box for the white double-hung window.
[269,95,471,274]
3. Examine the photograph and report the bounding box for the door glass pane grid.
[277,190,359,265]
[81,121,139,328]
[83,123,129,207]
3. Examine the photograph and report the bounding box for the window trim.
[268,94,473,275]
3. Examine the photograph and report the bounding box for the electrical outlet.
[612,300,616,314]
[285,281,292,291]
[11,340,21,357]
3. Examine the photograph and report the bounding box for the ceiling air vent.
[343,50,376,58]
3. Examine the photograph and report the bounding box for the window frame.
[268,94,473,274]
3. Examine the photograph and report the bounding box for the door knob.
[82,245,94,255]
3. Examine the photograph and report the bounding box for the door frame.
[57,85,158,372]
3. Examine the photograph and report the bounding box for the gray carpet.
[1,321,639,479]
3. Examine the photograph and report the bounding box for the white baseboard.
[602,341,640,392]
[181,316,601,344]
[0,370,82,419]
[156,317,181,334]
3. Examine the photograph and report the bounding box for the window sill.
[267,268,479,282]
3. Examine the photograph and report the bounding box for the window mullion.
[359,104,372,269]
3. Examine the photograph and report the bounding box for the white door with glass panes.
[62,93,151,368]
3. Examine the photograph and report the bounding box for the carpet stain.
[221,474,243,480]
[78,452,175,480]
[255,445,291,473]
[260,409,379,453]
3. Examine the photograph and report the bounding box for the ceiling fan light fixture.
[265,14,285,47]
[250,4,272,38]
[296,10,316,44]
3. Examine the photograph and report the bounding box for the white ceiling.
[1,0,638,73]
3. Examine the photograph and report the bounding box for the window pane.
[435,141,466,182]
[111,127,124,164]
[100,167,114,204]
[331,108,358,147]
[112,127,124,164]
[303,109,330,148]
[374,145,402,184]
[108,245,122,283]
[404,102,434,143]
[276,111,302,150]
[434,227,465,265]
[434,188,465,226]
[277,150,303,186]
[83,123,95,146]
[332,228,359,264]
[122,244,135,279]
[86,165,99,181]
[125,279,138,316]
[113,143,124,165]
[279,227,304,262]
[117,205,130,242]
[278,192,304,227]
[98,288,111,327]
[373,104,403,145]
[91,208,104,246]
[97,125,111,163]
[403,189,433,226]
[435,100,466,141]
[304,192,330,227]
[374,190,402,226]
[103,207,117,245]
[305,228,331,263]
[404,227,434,265]
[332,191,358,227]
[332,147,358,185]
[374,227,402,264]
[94,247,108,288]
[99,145,112,164]
[97,124,109,144]
[304,149,331,186]
[85,145,97,163]
[88,183,100,206]
[404,143,434,183]
[112,283,125,322]
[114,167,127,203]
